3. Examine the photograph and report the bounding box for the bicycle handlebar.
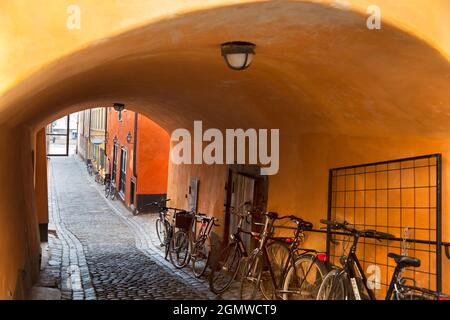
[262,212,313,230]
[320,219,394,240]
[143,198,171,207]
[363,229,395,240]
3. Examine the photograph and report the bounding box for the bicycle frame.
[335,233,376,300]
[191,215,216,247]
[323,219,450,300]
[248,214,319,298]
[230,212,257,258]
[260,237,323,297]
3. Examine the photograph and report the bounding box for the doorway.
[224,165,269,249]
[119,147,127,199]
[229,173,255,250]
[130,179,135,208]
[112,144,118,183]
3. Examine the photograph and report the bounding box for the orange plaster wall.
[106,108,136,206]
[167,159,228,237]
[166,133,450,293]
[107,109,170,207]
[136,115,170,195]
[269,133,450,294]
[0,126,40,299]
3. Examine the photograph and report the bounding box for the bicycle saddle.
[265,212,278,219]
[290,216,313,230]
[388,253,421,268]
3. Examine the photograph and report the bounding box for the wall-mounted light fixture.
[126,131,133,144]
[221,41,256,71]
[113,103,125,121]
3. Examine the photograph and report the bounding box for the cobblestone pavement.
[44,156,222,300]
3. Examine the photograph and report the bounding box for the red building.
[106,108,170,213]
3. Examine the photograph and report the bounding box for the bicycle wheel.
[282,254,328,300]
[192,236,212,278]
[316,269,346,300]
[110,186,116,200]
[209,242,242,294]
[260,241,290,300]
[240,251,265,300]
[164,225,174,259]
[155,218,166,246]
[104,184,110,198]
[169,230,190,269]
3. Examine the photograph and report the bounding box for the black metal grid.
[326,154,442,298]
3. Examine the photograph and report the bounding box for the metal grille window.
[327,154,442,298]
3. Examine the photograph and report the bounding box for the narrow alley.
[39,156,218,300]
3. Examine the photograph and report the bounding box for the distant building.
[77,108,108,173]
[106,108,169,213]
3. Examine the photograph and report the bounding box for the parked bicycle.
[168,210,195,268]
[149,200,191,261]
[153,198,172,247]
[169,212,219,278]
[316,219,450,300]
[105,180,116,200]
[86,159,93,176]
[209,201,259,294]
[240,212,328,300]
[94,170,104,185]
[190,214,219,277]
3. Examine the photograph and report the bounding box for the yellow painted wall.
[0,126,40,299]
[167,132,450,294]
[271,134,450,294]
[0,0,449,96]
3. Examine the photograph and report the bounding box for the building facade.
[106,108,170,212]
[77,108,108,174]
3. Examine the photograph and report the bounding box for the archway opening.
[0,1,449,299]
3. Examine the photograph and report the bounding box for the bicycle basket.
[175,211,194,230]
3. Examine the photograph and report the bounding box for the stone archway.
[0,1,449,298]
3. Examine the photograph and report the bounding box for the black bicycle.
[105,180,116,200]
[149,201,191,261]
[209,201,256,294]
[316,219,450,300]
[189,214,219,278]
[103,174,111,197]
[86,159,93,176]
[152,198,172,246]
[240,212,328,300]
[94,170,104,185]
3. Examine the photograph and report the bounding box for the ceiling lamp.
[221,41,256,71]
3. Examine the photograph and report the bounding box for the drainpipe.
[133,112,138,178]
[104,107,108,156]
[88,109,92,160]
